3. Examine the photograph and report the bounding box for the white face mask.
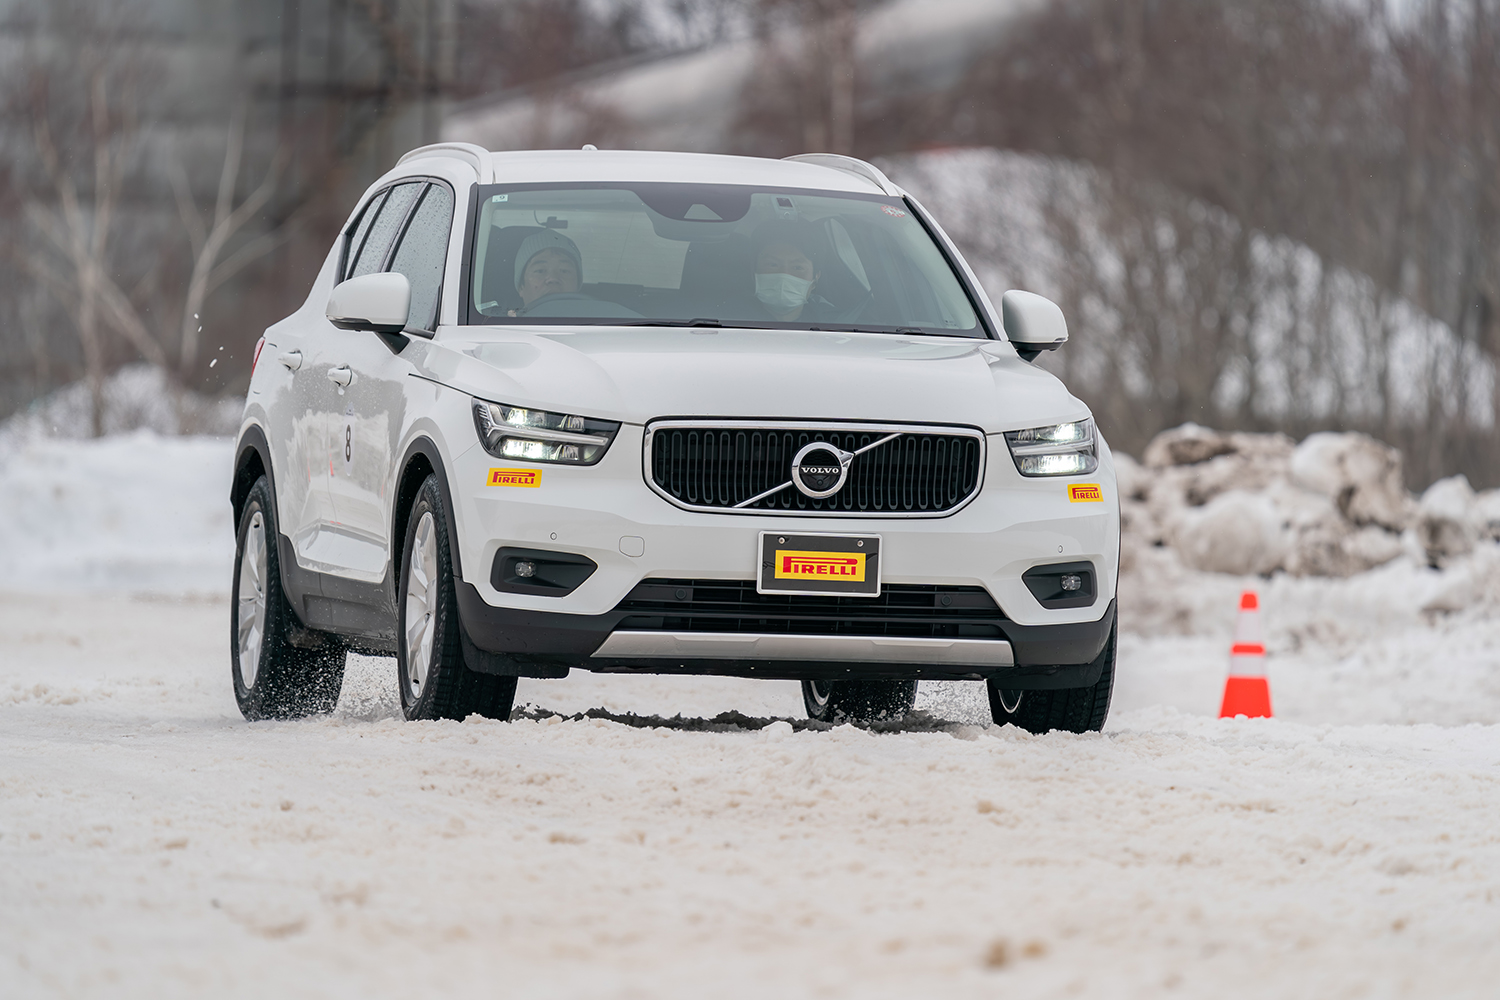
[755,272,813,311]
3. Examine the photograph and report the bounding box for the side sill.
[277,532,396,650]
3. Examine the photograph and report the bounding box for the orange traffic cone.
[1219,590,1273,718]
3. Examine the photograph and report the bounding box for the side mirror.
[327,272,410,334]
[1001,290,1068,361]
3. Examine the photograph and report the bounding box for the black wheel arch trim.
[391,435,465,587]
[231,423,275,531]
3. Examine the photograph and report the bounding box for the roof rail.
[783,153,899,196]
[396,142,491,182]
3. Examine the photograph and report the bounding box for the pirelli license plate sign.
[758,532,881,597]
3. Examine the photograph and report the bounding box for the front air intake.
[614,580,1007,638]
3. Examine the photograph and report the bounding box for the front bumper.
[457,581,1116,684]
[448,423,1119,682]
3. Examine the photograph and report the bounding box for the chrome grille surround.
[643,419,987,517]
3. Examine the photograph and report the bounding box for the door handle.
[327,366,353,387]
[278,350,302,371]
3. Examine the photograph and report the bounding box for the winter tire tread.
[231,477,347,720]
[987,622,1116,734]
[801,678,917,725]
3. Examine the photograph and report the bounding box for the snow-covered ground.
[0,431,233,594]
[3,433,1500,998]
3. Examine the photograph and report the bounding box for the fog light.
[515,560,536,579]
[1060,574,1082,592]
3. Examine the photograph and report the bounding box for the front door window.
[388,184,455,333]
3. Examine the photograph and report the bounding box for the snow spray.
[1219,590,1273,718]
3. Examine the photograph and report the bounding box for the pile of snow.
[0,363,241,445]
[0,368,240,595]
[0,431,234,595]
[1118,422,1500,579]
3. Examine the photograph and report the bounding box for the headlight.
[1004,419,1098,477]
[472,399,619,465]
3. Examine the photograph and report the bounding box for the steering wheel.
[832,289,874,324]
[515,292,593,316]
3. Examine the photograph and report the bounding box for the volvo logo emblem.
[792,441,855,498]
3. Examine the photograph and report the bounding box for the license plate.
[758,532,881,597]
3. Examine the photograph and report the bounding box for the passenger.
[750,222,835,323]
[510,230,584,316]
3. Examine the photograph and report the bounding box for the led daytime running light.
[1004,419,1099,477]
[472,399,619,466]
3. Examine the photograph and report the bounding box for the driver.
[510,230,584,316]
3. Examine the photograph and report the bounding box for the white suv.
[230,145,1120,731]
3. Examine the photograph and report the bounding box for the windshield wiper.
[838,325,957,336]
[623,318,722,328]
[617,319,970,338]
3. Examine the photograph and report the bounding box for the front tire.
[801,678,917,725]
[231,477,347,720]
[397,475,517,721]
[987,622,1116,734]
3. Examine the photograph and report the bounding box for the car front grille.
[614,579,1007,639]
[645,421,984,516]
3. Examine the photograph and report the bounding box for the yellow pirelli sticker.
[1069,483,1103,502]
[773,550,867,582]
[487,468,541,488]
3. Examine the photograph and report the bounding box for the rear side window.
[349,182,422,278]
[388,184,455,332]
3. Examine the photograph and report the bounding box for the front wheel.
[397,475,516,721]
[801,678,917,725]
[987,622,1116,734]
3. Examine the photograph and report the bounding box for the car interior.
[468,192,973,332]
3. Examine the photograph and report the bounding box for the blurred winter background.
[11,6,1500,996]
[6,0,1500,616]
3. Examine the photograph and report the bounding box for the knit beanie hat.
[514,230,583,290]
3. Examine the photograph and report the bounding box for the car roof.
[394,145,901,197]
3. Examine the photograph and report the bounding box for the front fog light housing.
[473,399,619,466]
[1004,419,1098,477]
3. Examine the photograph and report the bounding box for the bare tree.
[169,108,287,380]
[15,36,167,435]
[731,0,863,157]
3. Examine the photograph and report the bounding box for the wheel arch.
[391,436,464,591]
[231,423,275,530]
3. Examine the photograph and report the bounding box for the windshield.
[466,183,985,336]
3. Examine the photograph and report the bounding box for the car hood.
[418,326,1089,433]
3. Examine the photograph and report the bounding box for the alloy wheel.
[404,511,439,702]
[236,510,267,688]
